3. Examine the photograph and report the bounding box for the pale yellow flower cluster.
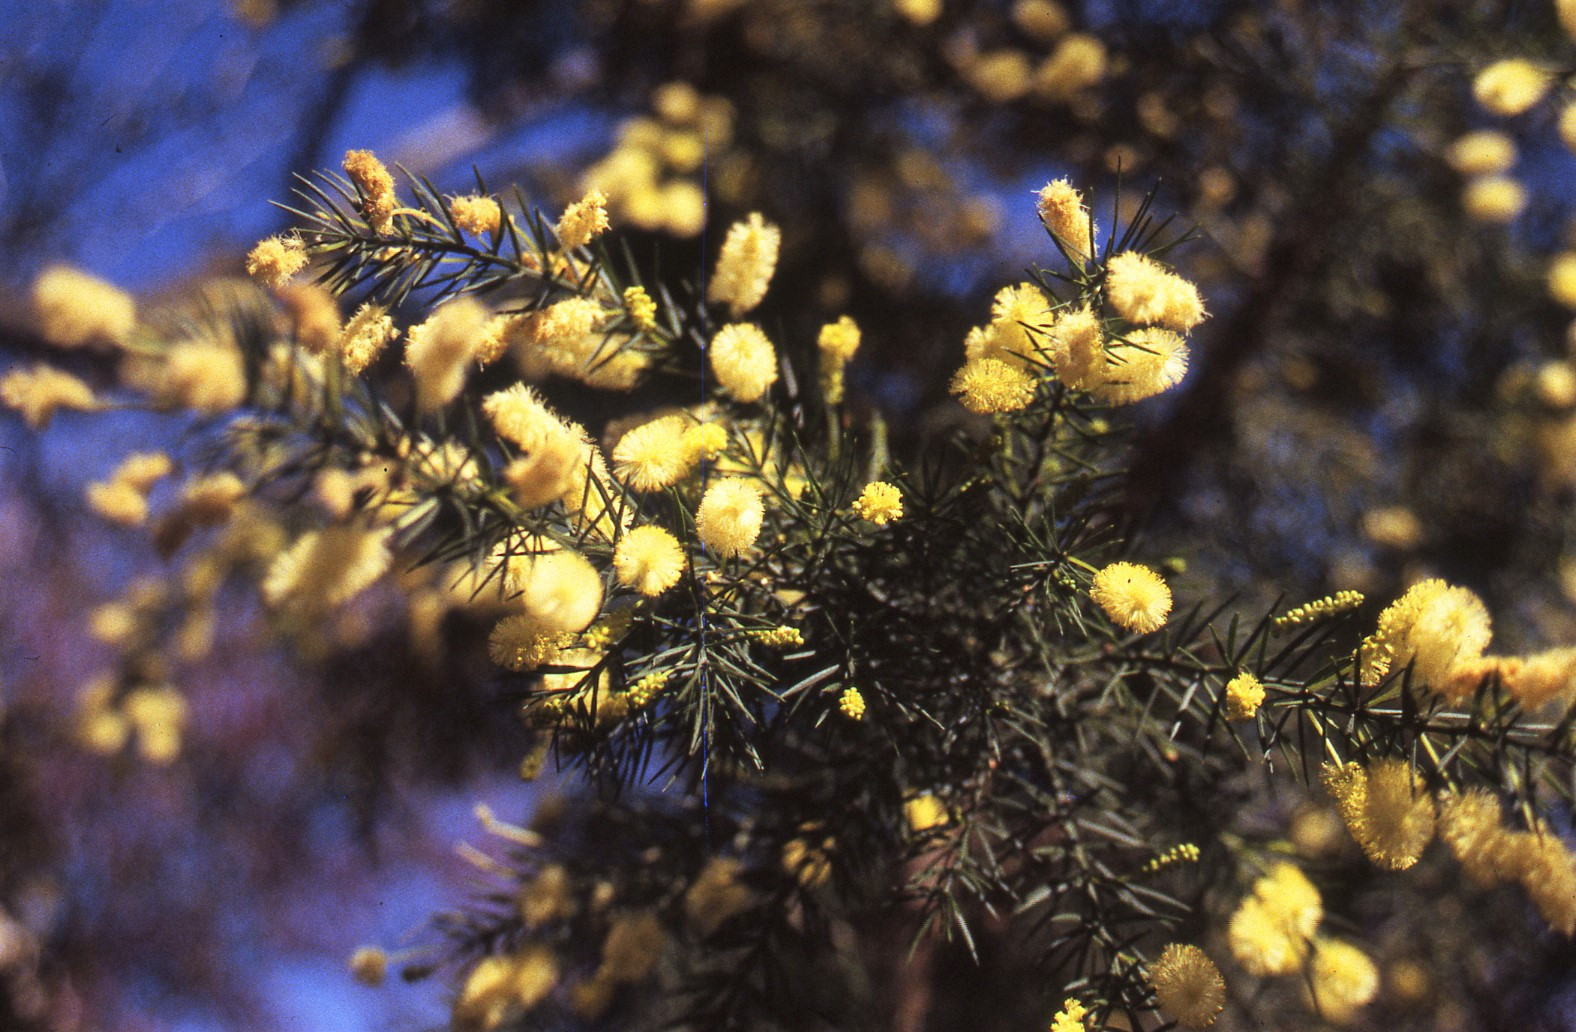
[1321,759,1435,870]
[1358,578,1576,709]
[579,81,733,237]
[817,316,862,403]
[1438,790,1576,935]
[33,266,137,348]
[86,451,173,527]
[0,363,98,428]
[951,183,1205,414]
[344,148,398,233]
[707,212,780,318]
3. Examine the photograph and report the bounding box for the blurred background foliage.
[1,0,1575,1028]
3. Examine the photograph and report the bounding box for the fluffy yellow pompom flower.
[509,549,605,635]
[245,235,309,288]
[344,149,397,233]
[1227,862,1322,976]
[1306,939,1378,1024]
[406,297,487,412]
[488,615,569,672]
[348,946,388,987]
[262,523,392,612]
[1472,58,1553,117]
[613,415,695,491]
[1045,306,1107,391]
[1105,252,1207,332]
[450,194,502,236]
[1506,825,1576,935]
[623,285,658,331]
[453,947,559,1031]
[1438,789,1511,886]
[1224,670,1264,720]
[708,324,779,402]
[1090,328,1189,405]
[1091,561,1171,634]
[950,357,1036,413]
[614,525,686,597]
[682,421,728,464]
[556,189,611,250]
[852,481,903,525]
[1321,759,1435,870]
[1462,174,1526,223]
[708,212,781,318]
[0,364,98,429]
[33,266,136,349]
[1149,944,1226,1029]
[696,478,765,557]
[819,316,862,403]
[1358,578,1492,696]
[1037,179,1096,261]
[1549,252,1576,310]
[1446,130,1516,175]
[838,686,866,720]
[1050,999,1088,1032]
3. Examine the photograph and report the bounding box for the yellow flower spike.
[1049,998,1089,1032]
[343,149,397,233]
[1036,179,1096,262]
[707,212,780,318]
[623,285,658,331]
[838,686,866,720]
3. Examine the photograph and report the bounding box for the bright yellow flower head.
[614,525,686,597]
[245,235,309,288]
[1090,328,1189,405]
[1148,943,1226,1029]
[344,149,397,233]
[1472,58,1553,117]
[1224,670,1264,720]
[852,481,904,525]
[557,189,611,250]
[1321,759,1435,870]
[1306,938,1378,1024]
[696,478,765,558]
[708,212,781,318]
[950,357,1037,414]
[450,194,502,236]
[32,266,136,349]
[1358,578,1492,696]
[1091,561,1171,634]
[708,323,779,403]
[613,415,695,492]
[1037,179,1096,261]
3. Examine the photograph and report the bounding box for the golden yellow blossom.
[450,194,502,236]
[696,477,765,557]
[613,414,694,491]
[1228,862,1321,976]
[904,793,948,833]
[1091,561,1171,634]
[1438,789,1511,886]
[1050,998,1088,1032]
[262,523,391,612]
[1224,670,1264,720]
[344,149,397,233]
[1307,938,1378,1024]
[1506,827,1576,936]
[1462,175,1526,223]
[614,525,686,597]
[951,357,1036,413]
[1321,759,1435,870]
[852,481,904,525]
[1446,130,1516,175]
[336,302,397,374]
[838,686,866,720]
[818,315,862,403]
[87,479,150,527]
[348,946,388,987]
[32,266,136,348]
[708,323,779,402]
[508,549,604,636]
[1105,252,1207,332]
[162,340,248,414]
[1037,179,1096,261]
[893,0,941,26]
[685,857,754,936]
[623,285,658,331]
[1032,33,1106,102]
[406,297,487,412]
[1149,943,1225,1028]
[1,363,98,427]
[682,421,728,464]
[1549,253,1576,310]
[1091,328,1189,405]
[708,213,781,317]
[1358,578,1492,696]
[626,669,671,708]
[453,947,559,1031]
[556,189,611,250]
[488,616,570,672]
[245,235,309,288]
[1274,590,1364,628]
[1472,59,1553,117]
